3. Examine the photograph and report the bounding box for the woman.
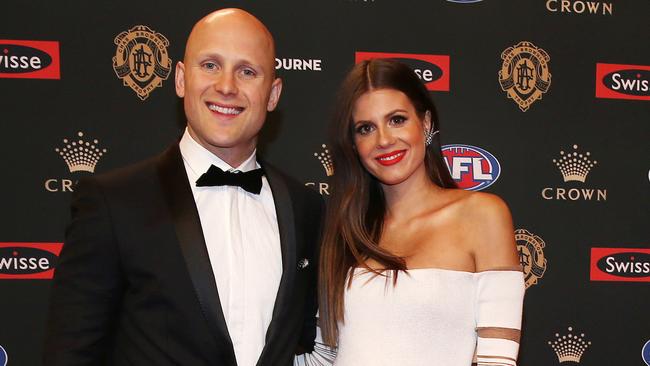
[298,59,524,366]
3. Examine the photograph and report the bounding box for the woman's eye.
[355,124,374,135]
[389,115,407,125]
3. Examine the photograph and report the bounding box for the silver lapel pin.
[298,258,309,269]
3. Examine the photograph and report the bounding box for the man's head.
[175,8,282,166]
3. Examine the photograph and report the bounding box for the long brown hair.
[318,59,457,346]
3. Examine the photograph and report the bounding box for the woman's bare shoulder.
[451,191,520,272]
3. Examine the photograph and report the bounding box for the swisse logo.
[0,242,63,279]
[0,345,6,366]
[441,144,500,191]
[0,40,60,79]
[275,57,322,71]
[355,52,450,91]
[590,248,650,282]
[596,63,650,101]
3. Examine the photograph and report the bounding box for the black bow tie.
[196,165,264,194]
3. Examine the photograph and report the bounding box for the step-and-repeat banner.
[1,1,648,365]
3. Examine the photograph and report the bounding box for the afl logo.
[441,144,500,191]
[0,40,60,79]
[355,52,450,91]
[0,344,6,366]
[0,242,63,280]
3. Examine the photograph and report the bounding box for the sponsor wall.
[1,1,648,365]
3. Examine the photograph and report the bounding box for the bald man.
[44,9,322,366]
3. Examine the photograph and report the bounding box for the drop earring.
[424,111,438,147]
[424,126,439,147]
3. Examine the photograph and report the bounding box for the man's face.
[175,13,282,163]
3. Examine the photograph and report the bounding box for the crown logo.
[55,132,108,173]
[553,145,597,183]
[314,144,334,176]
[548,326,591,363]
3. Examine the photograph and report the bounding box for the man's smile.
[206,102,245,116]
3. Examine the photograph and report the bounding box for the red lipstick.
[375,150,406,166]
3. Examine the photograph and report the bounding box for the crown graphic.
[548,326,591,363]
[55,132,108,173]
[552,145,597,183]
[314,144,334,176]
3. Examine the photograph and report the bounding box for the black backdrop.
[1,1,649,365]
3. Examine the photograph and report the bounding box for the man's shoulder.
[84,144,178,191]
[262,160,322,205]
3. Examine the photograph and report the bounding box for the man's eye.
[355,124,374,135]
[202,62,218,70]
[241,68,257,78]
[389,115,407,125]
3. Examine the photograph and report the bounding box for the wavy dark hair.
[318,59,457,346]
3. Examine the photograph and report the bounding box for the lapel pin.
[298,258,309,269]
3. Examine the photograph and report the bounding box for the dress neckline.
[352,267,522,276]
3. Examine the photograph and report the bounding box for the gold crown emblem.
[55,132,108,173]
[548,326,592,363]
[314,144,334,176]
[553,145,597,183]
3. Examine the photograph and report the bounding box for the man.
[44,9,322,366]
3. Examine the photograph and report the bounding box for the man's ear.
[267,78,283,111]
[175,61,185,98]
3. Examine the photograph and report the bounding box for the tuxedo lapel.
[257,162,297,363]
[156,144,236,364]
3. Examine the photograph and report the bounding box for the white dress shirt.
[179,129,283,366]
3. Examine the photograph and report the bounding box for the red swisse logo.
[590,247,650,282]
[355,52,450,91]
[595,63,650,101]
[0,242,63,279]
[0,40,60,79]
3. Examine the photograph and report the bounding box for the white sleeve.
[475,271,525,366]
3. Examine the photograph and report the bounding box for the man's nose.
[214,71,238,96]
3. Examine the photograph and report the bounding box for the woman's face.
[352,88,431,186]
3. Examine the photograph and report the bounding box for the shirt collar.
[179,128,259,179]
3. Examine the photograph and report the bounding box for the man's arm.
[43,178,124,366]
[296,192,325,354]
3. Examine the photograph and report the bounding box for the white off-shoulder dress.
[295,268,525,366]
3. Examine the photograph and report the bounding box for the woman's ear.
[424,110,433,133]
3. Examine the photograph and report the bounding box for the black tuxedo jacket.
[44,144,323,366]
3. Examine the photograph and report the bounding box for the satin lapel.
[258,162,297,359]
[156,144,236,363]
